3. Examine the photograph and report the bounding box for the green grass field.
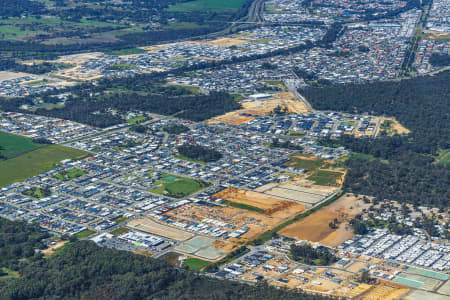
[0,268,19,279]
[0,145,88,187]
[54,168,86,181]
[436,149,450,166]
[167,0,245,12]
[0,131,43,159]
[110,227,130,236]
[306,170,343,186]
[126,116,147,124]
[285,155,325,172]
[183,258,212,271]
[75,229,97,239]
[150,175,209,198]
[174,155,207,165]
[105,48,147,56]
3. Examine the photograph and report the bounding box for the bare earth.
[191,38,247,47]
[214,188,305,219]
[208,92,309,125]
[383,117,411,135]
[127,218,193,241]
[279,193,369,247]
[41,240,69,256]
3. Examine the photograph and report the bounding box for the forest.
[290,244,337,266]
[33,91,240,127]
[302,71,450,209]
[177,144,223,162]
[0,219,334,300]
[163,124,190,135]
[429,53,450,67]
[0,218,49,271]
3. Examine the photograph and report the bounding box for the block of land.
[127,218,193,241]
[279,194,369,247]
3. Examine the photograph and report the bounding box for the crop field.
[167,0,246,12]
[0,145,88,187]
[0,131,42,159]
[279,194,369,247]
[214,188,305,219]
[127,218,193,241]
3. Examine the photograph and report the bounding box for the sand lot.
[127,218,193,241]
[0,71,35,81]
[362,283,410,300]
[279,194,369,247]
[41,240,69,256]
[192,38,247,47]
[214,188,305,219]
[382,117,411,135]
[208,93,309,125]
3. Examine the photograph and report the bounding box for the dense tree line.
[343,151,448,208]
[0,240,335,300]
[35,91,239,127]
[177,144,222,162]
[271,138,304,151]
[429,53,450,67]
[302,71,450,154]
[163,124,190,135]
[0,0,45,17]
[290,244,337,266]
[303,71,450,209]
[0,145,5,160]
[0,218,49,271]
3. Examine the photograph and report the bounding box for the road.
[284,78,315,112]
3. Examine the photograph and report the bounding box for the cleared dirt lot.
[362,282,410,300]
[127,218,193,241]
[192,37,247,47]
[41,240,69,256]
[214,188,305,219]
[382,117,411,135]
[208,93,309,125]
[279,194,369,247]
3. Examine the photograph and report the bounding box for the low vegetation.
[305,71,450,209]
[54,168,86,181]
[290,243,338,266]
[0,220,335,300]
[177,144,222,163]
[183,258,212,271]
[0,145,88,187]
